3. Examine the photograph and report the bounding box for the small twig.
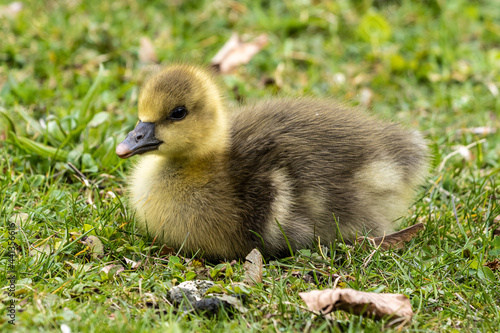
[161,295,174,307]
[111,300,122,310]
[332,275,342,289]
[438,139,486,172]
[67,162,93,187]
[454,292,476,311]
[362,248,378,268]
[51,279,72,294]
[272,319,280,333]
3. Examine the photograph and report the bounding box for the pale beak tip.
[116,142,132,159]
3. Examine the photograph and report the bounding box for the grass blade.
[78,63,105,125]
[11,133,68,161]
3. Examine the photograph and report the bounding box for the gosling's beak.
[116,121,163,159]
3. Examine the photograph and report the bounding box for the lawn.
[1,0,499,332]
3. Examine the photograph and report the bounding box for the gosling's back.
[225,98,427,257]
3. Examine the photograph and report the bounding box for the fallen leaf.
[139,37,158,64]
[357,223,425,250]
[0,1,22,18]
[124,257,141,269]
[456,126,497,135]
[242,248,263,286]
[484,259,500,271]
[81,235,104,259]
[66,261,93,273]
[299,288,413,324]
[101,264,124,276]
[29,244,52,260]
[158,244,176,257]
[9,212,29,226]
[211,33,268,74]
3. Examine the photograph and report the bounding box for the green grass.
[1,0,500,331]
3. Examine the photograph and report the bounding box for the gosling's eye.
[170,106,188,121]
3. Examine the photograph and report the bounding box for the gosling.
[116,64,428,260]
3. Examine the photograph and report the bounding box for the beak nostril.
[136,134,143,142]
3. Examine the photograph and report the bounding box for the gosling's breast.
[129,155,189,243]
[129,155,251,258]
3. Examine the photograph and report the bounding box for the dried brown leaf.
[242,248,263,286]
[357,223,425,250]
[211,33,268,74]
[299,288,413,324]
[139,37,158,64]
[158,245,176,257]
[484,259,500,271]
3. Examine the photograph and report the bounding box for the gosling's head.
[116,64,227,161]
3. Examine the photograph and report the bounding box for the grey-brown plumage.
[116,64,428,260]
